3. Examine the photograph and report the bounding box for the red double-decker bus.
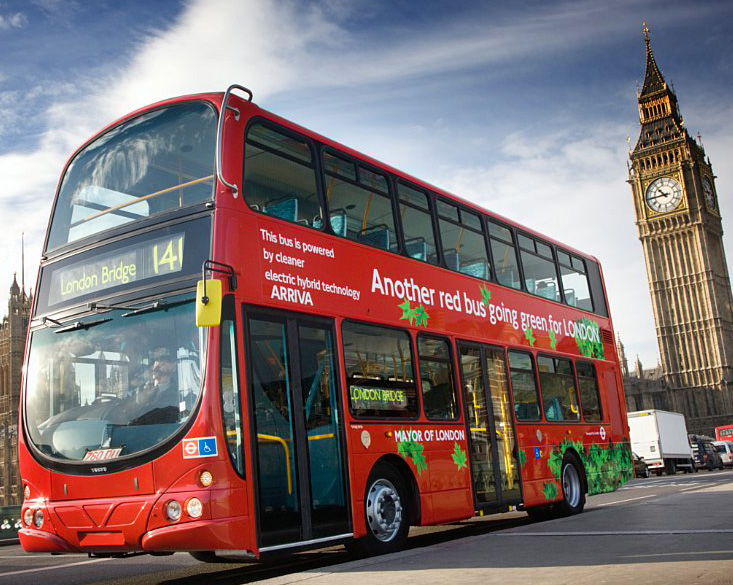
[715,425,733,442]
[19,85,632,560]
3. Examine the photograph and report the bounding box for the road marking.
[495,529,733,536]
[594,494,657,506]
[0,557,111,578]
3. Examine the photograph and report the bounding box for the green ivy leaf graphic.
[398,299,417,325]
[480,284,491,308]
[574,317,604,359]
[542,481,559,501]
[397,431,427,475]
[549,329,557,350]
[415,304,430,327]
[398,299,429,327]
[524,327,536,347]
[452,442,468,471]
[518,448,527,469]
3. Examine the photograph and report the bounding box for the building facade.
[627,25,733,434]
[0,276,30,506]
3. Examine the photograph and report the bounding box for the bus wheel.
[557,456,585,516]
[350,462,410,556]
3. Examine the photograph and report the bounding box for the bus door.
[457,342,522,509]
[244,310,350,551]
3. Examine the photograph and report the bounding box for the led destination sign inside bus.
[48,233,185,306]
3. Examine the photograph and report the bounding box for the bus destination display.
[47,233,185,306]
[349,385,408,412]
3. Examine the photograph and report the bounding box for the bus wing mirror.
[196,279,222,327]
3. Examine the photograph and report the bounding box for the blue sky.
[1,0,732,368]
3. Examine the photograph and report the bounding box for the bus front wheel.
[556,455,586,516]
[348,462,410,556]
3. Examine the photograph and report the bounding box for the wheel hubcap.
[366,479,402,542]
[562,463,581,508]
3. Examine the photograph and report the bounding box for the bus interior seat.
[358,224,390,249]
[405,237,428,261]
[460,259,488,279]
[328,209,349,237]
[536,281,557,301]
[515,402,540,420]
[264,197,298,222]
[564,288,576,306]
[443,249,459,271]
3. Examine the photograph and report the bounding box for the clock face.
[703,176,716,210]
[645,177,683,213]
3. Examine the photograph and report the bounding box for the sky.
[0,0,732,369]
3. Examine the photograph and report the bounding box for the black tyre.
[643,465,650,478]
[348,462,410,556]
[556,456,586,516]
[665,461,676,475]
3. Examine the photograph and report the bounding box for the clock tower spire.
[628,23,733,434]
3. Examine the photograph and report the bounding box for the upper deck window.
[437,200,490,280]
[244,123,322,228]
[518,233,560,302]
[397,183,438,264]
[488,221,521,290]
[558,250,593,311]
[322,151,397,251]
[47,103,217,252]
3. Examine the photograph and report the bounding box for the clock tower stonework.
[628,25,733,434]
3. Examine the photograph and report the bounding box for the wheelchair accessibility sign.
[182,436,218,459]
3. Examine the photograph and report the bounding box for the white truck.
[627,410,695,475]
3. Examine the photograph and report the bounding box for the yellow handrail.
[76,174,214,225]
[308,433,335,442]
[257,434,292,495]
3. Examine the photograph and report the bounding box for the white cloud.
[0,11,26,30]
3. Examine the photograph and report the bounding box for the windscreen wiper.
[122,298,193,318]
[54,318,112,334]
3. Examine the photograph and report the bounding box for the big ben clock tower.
[628,24,733,434]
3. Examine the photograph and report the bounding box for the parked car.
[713,441,733,467]
[692,439,725,471]
[633,452,650,478]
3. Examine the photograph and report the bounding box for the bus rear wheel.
[556,456,586,516]
[348,462,410,556]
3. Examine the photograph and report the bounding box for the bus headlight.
[33,509,44,528]
[186,497,203,519]
[164,500,182,522]
[23,508,33,527]
[199,470,213,487]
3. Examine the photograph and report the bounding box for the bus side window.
[418,335,459,421]
[397,182,438,264]
[577,361,602,422]
[323,152,397,251]
[518,234,560,302]
[221,318,245,476]
[436,200,490,280]
[243,123,322,228]
[586,260,609,317]
[488,221,521,290]
[342,322,418,419]
[558,250,593,312]
[508,350,541,421]
[537,355,580,422]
